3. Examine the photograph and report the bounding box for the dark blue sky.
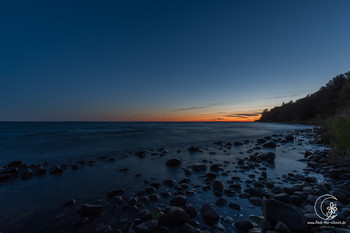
[1,0,349,121]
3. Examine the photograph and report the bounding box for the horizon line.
[0,120,258,123]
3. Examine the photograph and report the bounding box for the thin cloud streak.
[169,103,221,112]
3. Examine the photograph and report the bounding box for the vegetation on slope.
[259,72,350,123]
[259,72,350,161]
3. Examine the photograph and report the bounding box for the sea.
[0,122,312,165]
[0,122,318,232]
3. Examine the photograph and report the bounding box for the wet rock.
[165,158,181,167]
[249,197,262,206]
[149,182,161,189]
[262,199,307,232]
[188,146,200,153]
[81,204,102,218]
[168,206,190,226]
[257,139,266,144]
[205,172,217,179]
[213,222,225,232]
[49,166,63,175]
[223,189,235,197]
[304,151,313,158]
[180,223,197,233]
[200,203,219,224]
[234,219,254,233]
[224,216,234,224]
[244,187,263,197]
[285,135,294,142]
[160,190,171,198]
[274,221,292,233]
[136,209,151,222]
[74,217,89,227]
[144,186,157,194]
[149,194,160,202]
[163,179,176,187]
[329,168,347,177]
[112,196,123,204]
[228,201,241,210]
[248,228,262,233]
[274,193,291,203]
[170,195,187,206]
[107,188,125,199]
[8,161,22,167]
[136,151,146,158]
[305,176,317,183]
[63,199,76,207]
[234,141,243,146]
[191,164,207,172]
[135,220,158,233]
[258,152,275,163]
[95,225,112,233]
[330,190,348,204]
[290,195,303,205]
[210,164,220,172]
[185,204,198,218]
[216,197,228,207]
[341,208,350,217]
[213,179,224,193]
[262,141,276,148]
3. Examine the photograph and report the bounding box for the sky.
[1,0,349,122]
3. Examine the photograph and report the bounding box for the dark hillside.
[259,72,350,122]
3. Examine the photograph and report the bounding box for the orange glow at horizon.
[103,111,262,122]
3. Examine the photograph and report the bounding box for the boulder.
[275,221,292,233]
[185,204,198,218]
[200,204,219,224]
[234,219,254,233]
[262,199,308,232]
[258,152,275,163]
[168,207,190,226]
[170,195,187,207]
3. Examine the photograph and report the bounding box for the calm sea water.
[0,122,311,165]
[0,122,318,232]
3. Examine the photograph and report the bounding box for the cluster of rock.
[5,128,350,233]
[0,155,118,183]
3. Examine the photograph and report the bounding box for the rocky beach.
[1,123,349,233]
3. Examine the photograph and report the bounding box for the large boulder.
[170,195,187,206]
[262,199,308,232]
[167,206,190,226]
[200,204,219,224]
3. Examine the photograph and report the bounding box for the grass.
[322,111,350,164]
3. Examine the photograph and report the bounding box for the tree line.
[259,71,350,122]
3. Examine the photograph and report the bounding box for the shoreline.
[1,127,349,233]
